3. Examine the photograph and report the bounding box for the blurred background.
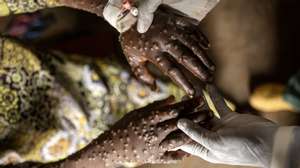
[1,0,300,167]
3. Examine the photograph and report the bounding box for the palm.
[208,114,276,166]
[177,85,279,168]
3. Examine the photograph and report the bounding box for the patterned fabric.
[0,0,60,16]
[0,0,9,15]
[0,37,184,165]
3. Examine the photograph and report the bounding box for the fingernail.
[206,43,211,48]
[209,65,216,72]
[170,109,179,117]
[188,89,195,98]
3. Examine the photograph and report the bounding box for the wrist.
[51,131,117,168]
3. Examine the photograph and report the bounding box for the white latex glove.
[177,85,279,168]
[103,0,220,33]
[103,0,161,33]
[165,0,219,22]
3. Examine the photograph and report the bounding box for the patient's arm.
[5,97,209,168]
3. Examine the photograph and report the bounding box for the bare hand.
[120,7,215,96]
[98,96,209,167]
[4,97,210,168]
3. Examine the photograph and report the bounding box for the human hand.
[120,7,215,96]
[176,85,279,168]
[103,0,162,33]
[103,0,220,33]
[4,96,210,168]
[98,96,210,167]
[6,96,209,168]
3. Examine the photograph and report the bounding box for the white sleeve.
[271,126,300,168]
[163,0,220,22]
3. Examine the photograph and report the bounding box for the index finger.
[168,96,206,116]
[153,96,205,124]
[145,96,176,110]
[153,53,195,96]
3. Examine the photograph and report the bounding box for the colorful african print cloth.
[0,0,60,16]
[0,1,185,165]
[0,37,184,165]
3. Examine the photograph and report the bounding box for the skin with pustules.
[5,97,209,168]
[0,0,216,168]
[57,1,215,96]
[120,7,215,96]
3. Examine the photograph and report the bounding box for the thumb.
[137,12,154,33]
[179,142,212,162]
[137,0,162,33]
[177,119,215,150]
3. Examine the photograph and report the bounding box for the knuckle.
[192,144,203,154]
[167,67,179,76]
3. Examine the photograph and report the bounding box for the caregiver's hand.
[103,0,220,33]
[120,8,214,97]
[176,85,279,168]
[103,0,162,33]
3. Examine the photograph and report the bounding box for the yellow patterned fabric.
[0,0,60,16]
[0,37,184,165]
[250,83,295,113]
[0,0,9,16]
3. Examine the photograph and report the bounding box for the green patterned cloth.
[0,0,60,16]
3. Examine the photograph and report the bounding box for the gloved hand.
[176,85,279,168]
[165,0,220,22]
[103,0,162,33]
[103,0,220,33]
